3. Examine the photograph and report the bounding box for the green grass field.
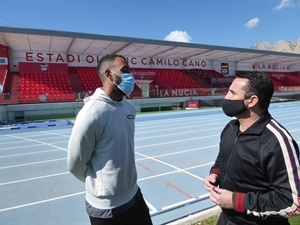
[191,214,300,225]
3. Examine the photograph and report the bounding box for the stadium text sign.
[24,52,207,69]
[252,63,290,71]
[158,89,198,97]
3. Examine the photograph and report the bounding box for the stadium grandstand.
[0,26,299,123]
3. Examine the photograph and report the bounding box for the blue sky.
[0,0,299,49]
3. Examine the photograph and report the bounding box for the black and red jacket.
[210,111,300,225]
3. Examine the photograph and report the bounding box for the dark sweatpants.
[89,196,152,225]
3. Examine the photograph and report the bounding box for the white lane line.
[38,131,71,137]
[0,142,66,151]
[135,134,219,149]
[145,199,157,213]
[138,162,214,182]
[136,152,203,181]
[136,144,218,160]
[0,191,85,212]
[0,158,66,169]
[0,149,61,158]
[0,172,70,186]
[135,127,221,140]
[136,119,226,133]
[4,135,67,152]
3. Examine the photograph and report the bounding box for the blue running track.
[0,101,299,225]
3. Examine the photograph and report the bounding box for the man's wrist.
[210,168,220,175]
[232,192,246,212]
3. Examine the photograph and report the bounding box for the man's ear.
[105,70,113,81]
[248,95,259,108]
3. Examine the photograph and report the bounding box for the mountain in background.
[250,39,300,54]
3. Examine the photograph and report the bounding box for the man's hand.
[209,187,233,209]
[204,173,218,191]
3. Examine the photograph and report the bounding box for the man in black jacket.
[204,71,300,225]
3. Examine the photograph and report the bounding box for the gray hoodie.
[67,88,138,209]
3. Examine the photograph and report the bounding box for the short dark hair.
[236,71,274,110]
[96,54,126,81]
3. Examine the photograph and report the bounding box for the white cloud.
[164,30,192,43]
[274,0,295,10]
[244,18,260,29]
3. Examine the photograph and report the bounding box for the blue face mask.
[111,71,135,95]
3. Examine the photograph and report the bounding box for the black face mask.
[221,99,247,117]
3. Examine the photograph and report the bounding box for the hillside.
[250,39,300,54]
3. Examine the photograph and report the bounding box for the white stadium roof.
[0,26,299,66]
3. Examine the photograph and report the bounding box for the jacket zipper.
[222,125,239,187]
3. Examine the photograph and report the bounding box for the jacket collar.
[230,111,272,135]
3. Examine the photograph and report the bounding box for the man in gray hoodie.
[67,54,152,225]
